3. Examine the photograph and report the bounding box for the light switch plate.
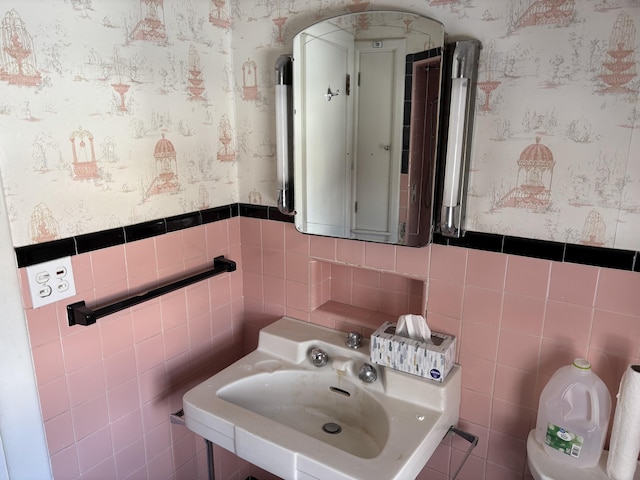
[26,256,77,308]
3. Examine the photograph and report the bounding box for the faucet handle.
[358,363,378,383]
[309,347,329,367]
[346,331,363,349]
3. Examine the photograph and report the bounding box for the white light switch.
[26,256,76,308]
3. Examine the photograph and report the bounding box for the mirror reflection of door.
[292,12,446,247]
[298,31,353,237]
[353,39,405,244]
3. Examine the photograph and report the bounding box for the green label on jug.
[545,423,584,458]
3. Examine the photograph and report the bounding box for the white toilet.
[527,430,640,480]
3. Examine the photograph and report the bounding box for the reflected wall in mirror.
[291,11,445,247]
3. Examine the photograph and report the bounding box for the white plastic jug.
[535,358,612,468]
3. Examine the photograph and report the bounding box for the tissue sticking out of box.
[370,319,456,382]
[396,314,431,343]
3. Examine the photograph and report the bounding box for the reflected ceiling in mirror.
[292,11,445,247]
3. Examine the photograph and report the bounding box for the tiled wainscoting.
[20,218,248,479]
[16,209,640,480]
[240,216,640,480]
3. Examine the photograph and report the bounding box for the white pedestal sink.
[183,317,461,480]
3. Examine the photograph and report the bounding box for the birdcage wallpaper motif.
[0,9,41,86]
[580,210,606,246]
[29,203,58,244]
[498,137,555,211]
[241,58,258,101]
[145,134,179,198]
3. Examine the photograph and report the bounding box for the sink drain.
[322,422,342,434]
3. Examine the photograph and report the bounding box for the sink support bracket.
[205,439,215,480]
[171,408,216,479]
[445,425,479,480]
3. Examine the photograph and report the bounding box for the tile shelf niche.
[310,301,402,337]
[308,257,427,339]
[13,203,639,272]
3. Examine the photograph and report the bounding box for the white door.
[0,169,51,479]
[353,39,405,243]
[297,31,353,237]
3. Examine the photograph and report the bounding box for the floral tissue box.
[370,322,456,382]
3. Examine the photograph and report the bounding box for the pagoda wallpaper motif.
[0,0,638,251]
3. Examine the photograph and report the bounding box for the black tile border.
[76,227,125,255]
[124,219,167,243]
[201,205,233,224]
[564,243,636,270]
[267,207,296,223]
[435,231,637,271]
[14,203,639,272]
[438,231,504,253]
[15,237,77,267]
[503,236,565,262]
[15,205,236,268]
[239,203,268,219]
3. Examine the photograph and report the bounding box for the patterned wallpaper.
[1,0,639,251]
[0,0,236,247]
[232,0,640,251]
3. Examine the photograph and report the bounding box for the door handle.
[325,87,339,101]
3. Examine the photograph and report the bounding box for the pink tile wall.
[22,219,244,480]
[21,216,640,480]
[243,218,640,480]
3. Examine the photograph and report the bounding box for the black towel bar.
[67,255,236,327]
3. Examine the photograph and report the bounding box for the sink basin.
[183,317,461,480]
[218,368,389,459]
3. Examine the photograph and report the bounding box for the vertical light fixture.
[440,40,481,237]
[275,54,295,215]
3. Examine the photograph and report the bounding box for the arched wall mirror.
[276,11,480,247]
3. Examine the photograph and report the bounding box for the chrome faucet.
[346,331,362,349]
[358,363,377,383]
[309,347,328,367]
